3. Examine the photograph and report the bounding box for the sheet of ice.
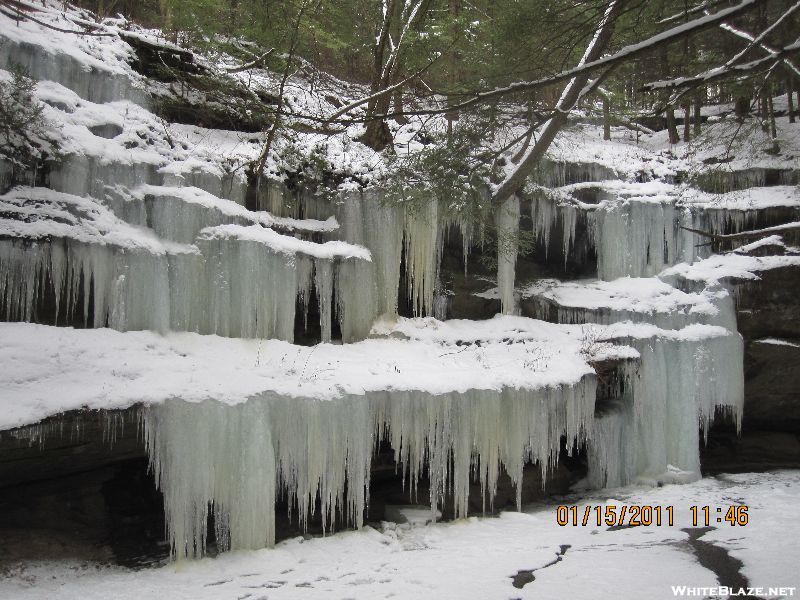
[588,323,744,487]
[145,379,596,556]
[496,195,520,314]
[0,188,363,341]
[0,471,796,599]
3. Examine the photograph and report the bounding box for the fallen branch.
[0,0,116,36]
[680,221,800,241]
[223,48,275,74]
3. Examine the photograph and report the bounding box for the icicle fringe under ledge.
[144,379,596,559]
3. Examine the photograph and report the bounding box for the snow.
[662,250,800,285]
[200,224,370,261]
[0,186,184,254]
[0,471,797,599]
[753,338,800,348]
[521,276,731,329]
[0,317,605,432]
[734,235,786,253]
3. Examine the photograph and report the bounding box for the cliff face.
[0,0,798,565]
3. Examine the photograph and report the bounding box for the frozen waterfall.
[144,378,597,558]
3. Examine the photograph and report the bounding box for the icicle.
[296,256,314,331]
[144,191,246,244]
[197,237,298,341]
[587,326,744,487]
[335,257,378,343]
[531,159,617,188]
[144,376,597,560]
[336,191,403,318]
[496,195,520,315]
[0,238,171,332]
[561,204,578,267]
[531,192,556,257]
[314,258,334,342]
[591,199,700,280]
[404,200,441,316]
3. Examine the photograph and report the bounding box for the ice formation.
[496,195,520,314]
[144,378,597,558]
[692,167,798,193]
[531,158,618,188]
[590,200,699,280]
[404,199,442,316]
[338,191,404,318]
[0,0,772,567]
[588,326,744,488]
[0,188,376,341]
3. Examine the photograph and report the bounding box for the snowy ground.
[1,471,797,599]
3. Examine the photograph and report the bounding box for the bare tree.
[360,0,432,150]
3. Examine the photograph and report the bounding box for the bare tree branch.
[223,48,275,73]
[681,222,800,241]
[491,1,622,204]
[340,0,765,124]
[642,38,800,93]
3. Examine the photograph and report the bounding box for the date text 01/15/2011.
[555,505,750,527]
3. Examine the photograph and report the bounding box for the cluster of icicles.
[144,381,598,558]
[530,187,796,281]
[587,329,743,488]
[0,179,455,342]
[0,235,375,343]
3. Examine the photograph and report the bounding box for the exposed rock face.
[737,266,800,341]
[734,263,800,432]
[701,262,800,472]
[743,339,800,432]
[701,431,800,474]
[0,409,166,566]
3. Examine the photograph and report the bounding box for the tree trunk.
[788,76,796,123]
[666,107,679,144]
[361,0,431,150]
[361,93,394,151]
[393,87,409,125]
[603,95,611,140]
[661,46,679,144]
[491,1,622,204]
[735,96,750,120]
[796,86,800,122]
[767,86,779,153]
[693,96,702,135]
[682,101,691,142]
